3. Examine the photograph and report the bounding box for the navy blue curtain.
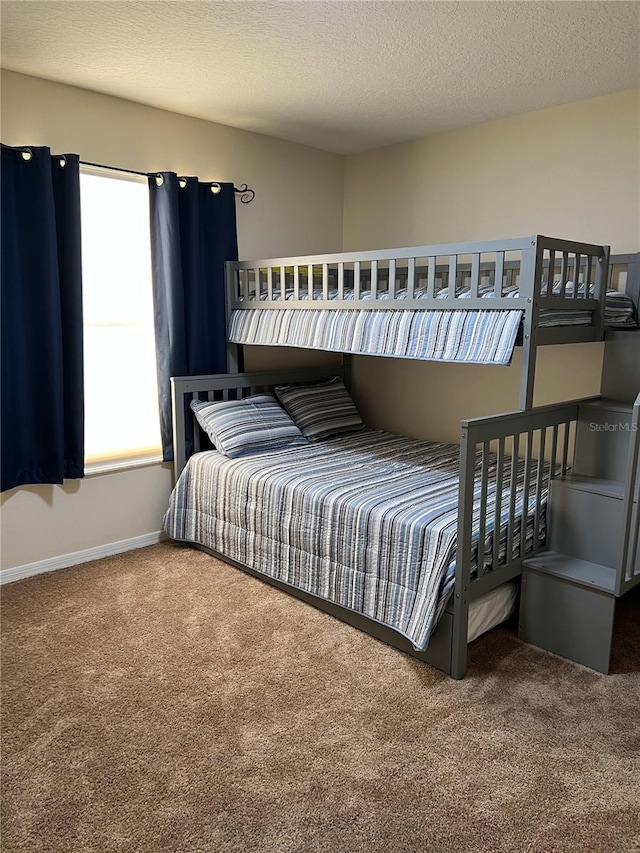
[1,145,84,492]
[148,174,238,461]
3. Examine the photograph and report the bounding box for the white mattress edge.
[467,581,519,643]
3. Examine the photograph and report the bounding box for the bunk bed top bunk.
[224,236,639,409]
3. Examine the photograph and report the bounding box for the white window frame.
[80,165,163,474]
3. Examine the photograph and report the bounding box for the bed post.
[451,421,476,679]
[227,344,242,374]
[593,246,610,340]
[170,376,187,483]
[342,353,353,391]
[518,236,544,410]
[225,259,242,373]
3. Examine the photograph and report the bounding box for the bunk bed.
[164,237,639,679]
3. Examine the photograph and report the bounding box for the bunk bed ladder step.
[518,392,639,674]
[546,475,624,568]
[518,553,616,674]
[572,399,634,481]
[600,329,640,406]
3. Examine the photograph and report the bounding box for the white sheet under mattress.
[467,581,518,643]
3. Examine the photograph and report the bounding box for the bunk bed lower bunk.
[166,367,589,679]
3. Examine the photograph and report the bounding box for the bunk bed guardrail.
[225,235,607,315]
[450,396,592,677]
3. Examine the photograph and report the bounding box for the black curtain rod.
[81,159,256,204]
[1,146,255,203]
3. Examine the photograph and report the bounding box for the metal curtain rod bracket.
[228,183,255,204]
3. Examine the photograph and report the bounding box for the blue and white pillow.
[191,394,307,458]
[274,376,364,442]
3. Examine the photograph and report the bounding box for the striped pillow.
[274,376,364,442]
[191,394,307,458]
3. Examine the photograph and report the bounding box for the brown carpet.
[2,541,639,853]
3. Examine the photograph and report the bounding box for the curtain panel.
[148,174,238,461]
[1,145,84,492]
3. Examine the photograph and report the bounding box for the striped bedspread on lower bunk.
[164,430,548,651]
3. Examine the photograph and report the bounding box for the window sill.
[84,455,165,477]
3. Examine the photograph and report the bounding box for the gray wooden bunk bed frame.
[168,237,640,679]
[224,234,615,409]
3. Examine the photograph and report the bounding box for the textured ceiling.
[1,1,639,154]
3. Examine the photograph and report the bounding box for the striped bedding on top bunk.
[164,429,549,651]
[541,286,637,327]
[229,282,636,362]
[601,290,636,328]
[229,308,524,364]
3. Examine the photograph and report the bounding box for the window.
[80,168,161,469]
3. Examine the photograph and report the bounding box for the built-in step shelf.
[601,330,640,403]
[548,476,624,568]
[573,399,634,482]
[551,474,625,500]
[519,551,618,674]
[522,551,617,594]
[580,398,634,414]
[518,328,640,676]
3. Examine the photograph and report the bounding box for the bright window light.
[80,168,161,467]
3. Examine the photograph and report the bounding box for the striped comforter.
[229,308,524,365]
[228,286,636,363]
[164,430,548,650]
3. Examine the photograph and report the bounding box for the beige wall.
[0,70,344,571]
[344,89,639,253]
[344,89,640,441]
[351,346,605,445]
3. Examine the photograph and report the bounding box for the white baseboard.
[0,532,165,585]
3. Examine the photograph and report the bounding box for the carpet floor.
[1,540,639,853]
